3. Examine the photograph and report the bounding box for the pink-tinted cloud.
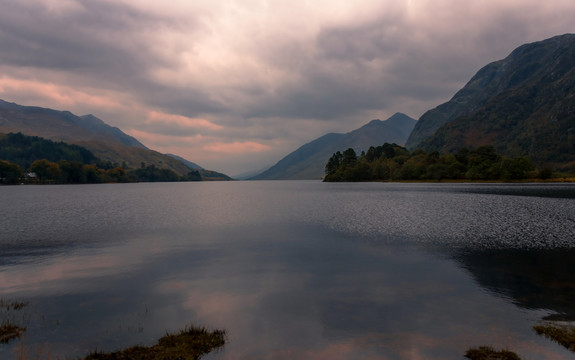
[202,141,271,154]
[145,110,223,132]
[0,76,131,114]
[127,130,271,154]
[126,129,275,172]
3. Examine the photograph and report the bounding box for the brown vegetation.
[83,326,226,360]
[464,346,521,360]
[534,323,575,352]
[0,299,28,344]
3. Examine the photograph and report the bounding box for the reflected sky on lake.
[1,182,575,359]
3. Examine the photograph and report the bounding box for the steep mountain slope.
[166,153,204,170]
[0,100,207,176]
[233,165,273,180]
[407,34,575,170]
[250,113,416,180]
[164,153,232,180]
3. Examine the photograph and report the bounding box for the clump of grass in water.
[0,300,28,311]
[534,323,575,352]
[465,346,521,360]
[0,299,28,344]
[84,325,226,360]
[0,322,26,344]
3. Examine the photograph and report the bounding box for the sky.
[0,0,574,175]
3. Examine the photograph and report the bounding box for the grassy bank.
[466,322,575,359]
[465,346,520,360]
[84,326,226,360]
[1,298,226,360]
[534,323,575,352]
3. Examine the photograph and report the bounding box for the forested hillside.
[0,132,202,184]
[0,132,99,169]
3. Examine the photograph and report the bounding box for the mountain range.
[2,34,574,180]
[250,113,416,180]
[407,33,575,172]
[0,99,230,180]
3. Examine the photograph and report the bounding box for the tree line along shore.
[324,143,572,182]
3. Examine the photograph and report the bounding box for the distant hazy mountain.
[407,34,575,171]
[0,99,230,177]
[250,113,416,180]
[233,165,273,180]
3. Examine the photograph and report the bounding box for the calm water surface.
[1,181,575,359]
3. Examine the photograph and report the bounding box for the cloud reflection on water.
[2,182,575,359]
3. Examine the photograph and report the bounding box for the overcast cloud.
[0,0,574,175]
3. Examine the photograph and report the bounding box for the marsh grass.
[0,300,28,311]
[0,299,29,344]
[533,323,575,352]
[0,322,26,344]
[83,325,226,360]
[1,298,225,360]
[464,346,521,360]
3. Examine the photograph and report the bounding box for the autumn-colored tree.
[107,167,131,183]
[29,159,61,183]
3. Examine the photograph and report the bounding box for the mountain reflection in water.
[454,249,575,320]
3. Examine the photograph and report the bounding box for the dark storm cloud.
[0,2,156,71]
[317,18,405,62]
[0,0,224,115]
[3,0,571,124]
[240,19,436,120]
[241,2,575,124]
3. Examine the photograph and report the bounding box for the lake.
[1,181,575,359]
